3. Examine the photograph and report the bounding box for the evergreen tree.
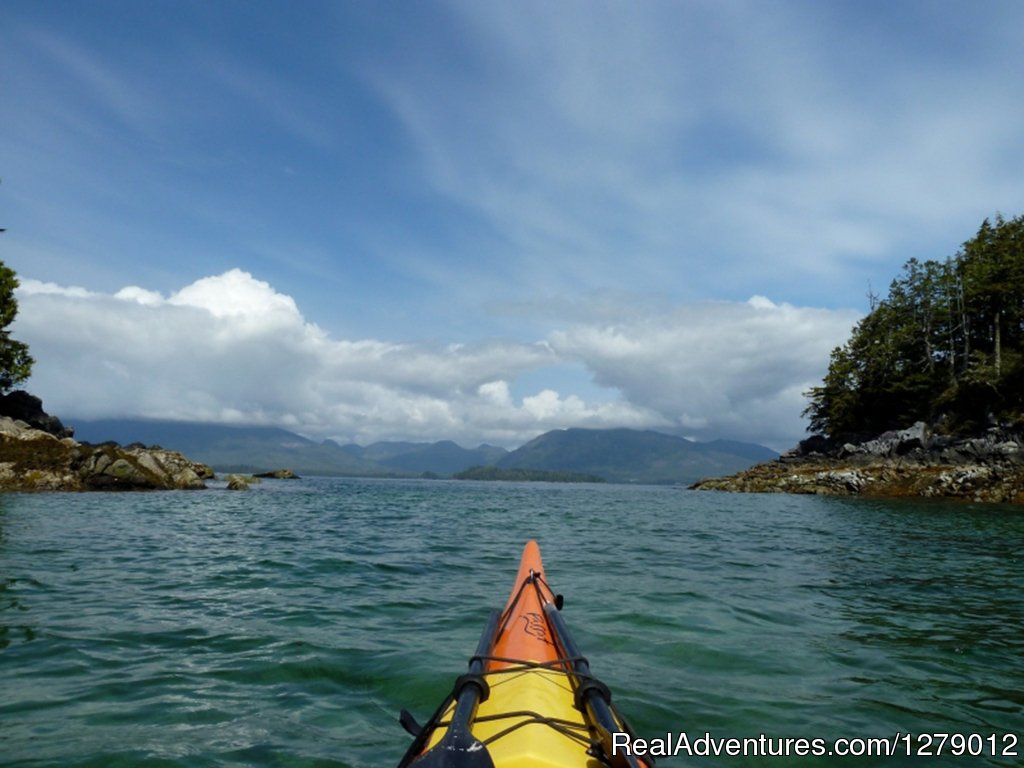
[805,213,1024,439]
[0,260,34,392]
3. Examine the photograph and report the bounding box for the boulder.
[844,421,929,459]
[225,474,251,490]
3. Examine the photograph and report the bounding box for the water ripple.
[2,482,1022,766]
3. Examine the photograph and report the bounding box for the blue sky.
[3,0,1023,450]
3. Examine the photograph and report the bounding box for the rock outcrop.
[225,474,253,490]
[253,468,299,479]
[0,391,74,438]
[0,416,213,491]
[691,422,1024,503]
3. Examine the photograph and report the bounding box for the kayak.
[397,540,649,768]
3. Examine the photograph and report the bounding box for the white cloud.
[114,286,163,306]
[548,297,861,449]
[13,271,601,444]
[166,269,299,318]
[20,279,96,298]
[12,270,857,449]
[477,380,512,407]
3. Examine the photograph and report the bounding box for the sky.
[2,0,1023,451]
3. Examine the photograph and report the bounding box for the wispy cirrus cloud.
[372,0,1024,304]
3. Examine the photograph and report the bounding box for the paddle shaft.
[400,609,501,768]
[542,602,644,768]
[449,608,501,729]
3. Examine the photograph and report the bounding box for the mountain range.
[68,419,776,485]
[494,428,776,484]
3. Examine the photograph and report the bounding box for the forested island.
[805,213,1023,439]
[695,213,1024,502]
[453,466,606,483]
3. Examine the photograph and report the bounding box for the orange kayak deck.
[488,539,560,670]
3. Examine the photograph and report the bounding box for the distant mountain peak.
[499,427,775,484]
[66,419,772,483]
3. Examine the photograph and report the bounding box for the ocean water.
[1,478,1022,767]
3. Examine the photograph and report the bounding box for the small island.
[254,468,300,479]
[453,466,606,483]
[694,213,1024,503]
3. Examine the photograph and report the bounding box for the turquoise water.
[1,479,1022,767]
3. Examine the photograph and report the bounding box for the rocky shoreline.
[0,416,214,491]
[691,422,1024,503]
[0,392,213,492]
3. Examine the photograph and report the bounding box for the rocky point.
[691,422,1024,503]
[0,392,213,492]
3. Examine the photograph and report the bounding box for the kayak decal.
[519,611,554,645]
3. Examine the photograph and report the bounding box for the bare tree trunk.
[995,310,1002,376]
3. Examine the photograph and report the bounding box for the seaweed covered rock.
[691,423,1024,503]
[0,417,212,491]
[225,474,252,490]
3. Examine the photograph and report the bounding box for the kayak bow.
[398,541,648,768]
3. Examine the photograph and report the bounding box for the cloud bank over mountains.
[15,270,859,450]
